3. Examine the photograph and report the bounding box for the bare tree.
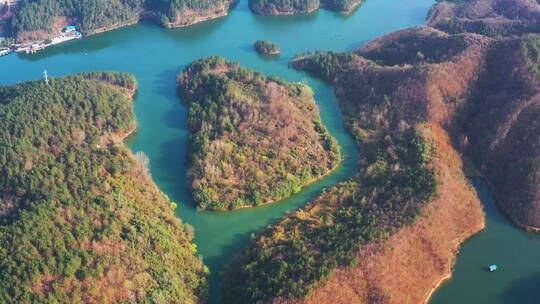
[134,151,151,177]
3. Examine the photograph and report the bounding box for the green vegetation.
[223,129,438,303]
[8,0,235,41]
[249,0,319,14]
[223,48,440,302]
[177,56,340,210]
[249,0,361,14]
[254,40,280,54]
[224,2,540,301]
[521,34,540,82]
[0,73,207,303]
[294,51,357,79]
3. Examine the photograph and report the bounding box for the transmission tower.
[43,70,49,85]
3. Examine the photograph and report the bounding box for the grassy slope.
[0,73,207,304]
[177,56,340,211]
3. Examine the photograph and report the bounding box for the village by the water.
[0,25,82,57]
[0,0,83,57]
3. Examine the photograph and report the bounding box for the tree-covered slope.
[427,0,540,37]
[0,72,208,303]
[223,1,540,300]
[463,34,540,230]
[249,0,362,15]
[8,0,236,41]
[223,26,491,304]
[223,128,439,303]
[177,56,340,210]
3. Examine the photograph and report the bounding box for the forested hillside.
[427,0,540,37]
[463,34,540,230]
[223,127,440,302]
[224,0,540,301]
[8,0,236,41]
[0,73,208,303]
[249,0,361,15]
[177,56,340,210]
[223,25,492,304]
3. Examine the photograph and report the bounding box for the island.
[1,0,237,50]
[254,40,280,55]
[249,0,362,15]
[222,0,539,303]
[0,72,208,303]
[177,56,340,210]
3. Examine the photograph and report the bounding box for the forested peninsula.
[5,0,236,42]
[0,72,207,303]
[177,57,340,211]
[223,0,539,302]
[249,0,362,15]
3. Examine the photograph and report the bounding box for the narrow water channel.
[6,1,536,303]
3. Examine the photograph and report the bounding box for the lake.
[2,0,538,303]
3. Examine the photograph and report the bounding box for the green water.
[430,179,540,304]
[2,0,537,303]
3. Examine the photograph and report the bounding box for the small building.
[488,265,498,272]
[63,25,77,33]
[0,49,9,56]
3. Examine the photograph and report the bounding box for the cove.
[429,179,540,304]
[0,0,492,302]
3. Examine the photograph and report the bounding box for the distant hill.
[7,0,236,42]
[249,0,362,15]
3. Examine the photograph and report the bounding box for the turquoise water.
[4,1,537,303]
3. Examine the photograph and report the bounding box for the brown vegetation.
[291,124,485,304]
[177,57,340,210]
[271,1,539,302]
[427,0,540,37]
[463,35,540,230]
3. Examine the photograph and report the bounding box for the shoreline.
[2,6,235,56]
[198,157,342,212]
[250,0,363,16]
[164,1,237,28]
[421,225,485,304]
[464,154,540,233]
[164,11,229,28]
[474,174,540,233]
